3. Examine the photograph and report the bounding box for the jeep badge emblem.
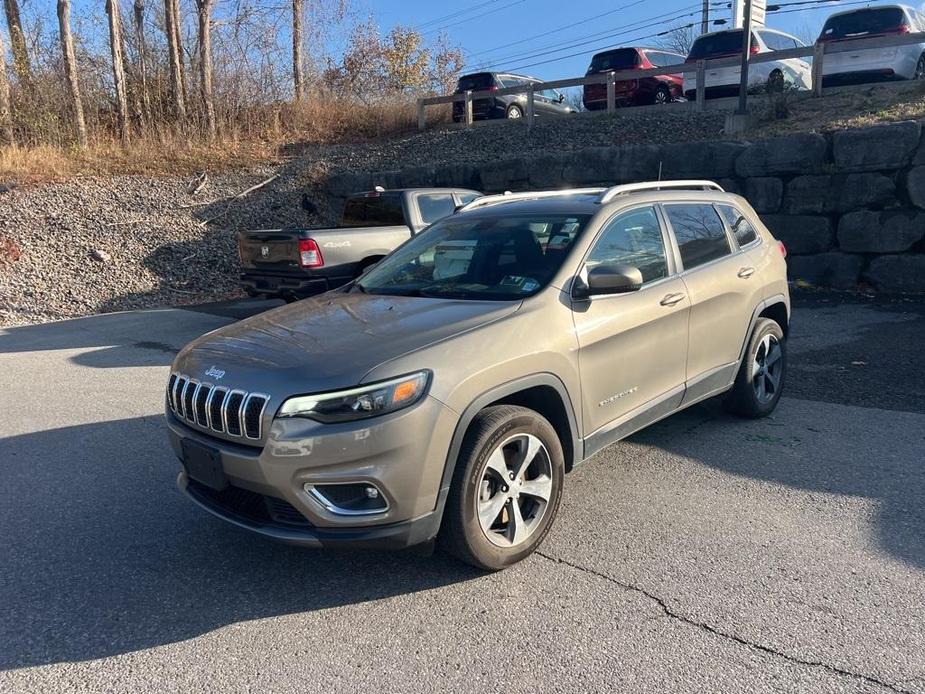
[260,245,270,258]
[205,366,225,380]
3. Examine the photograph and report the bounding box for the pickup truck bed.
[238,188,480,301]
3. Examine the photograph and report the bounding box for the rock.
[433,163,481,189]
[562,147,614,185]
[865,254,925,292]
[837,210,925,253]
[659,141,747,179]
[787,252,864,289]
[480,157,529,192]
[527,153,565,188]
[326,172,372,198]
[903,166,925,209]
[609,144,663,183]
[0,182,16,194]
[744,177,783,213]
[784,174,896,214]
[762,215,834,254]
[734,134,827,177]
[718,178,740,195]
[90,249,111,263]
[395,165,437,188]
[832,120,920,172]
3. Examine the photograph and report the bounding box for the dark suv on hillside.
[583,47,685,109]
[452,72,575,121]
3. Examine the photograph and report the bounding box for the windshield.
[356,213,590,300]
[820,8,907,40]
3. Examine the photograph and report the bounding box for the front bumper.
[239,271,352,298]
[167,394,459,548]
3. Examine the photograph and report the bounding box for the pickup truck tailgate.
[238,230,302,271]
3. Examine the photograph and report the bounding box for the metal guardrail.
[416,31,925,129]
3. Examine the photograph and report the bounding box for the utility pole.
[735,0,752,115]
[701,0,710,35]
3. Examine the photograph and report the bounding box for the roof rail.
[598,180,724,204]
[458,188,606,212]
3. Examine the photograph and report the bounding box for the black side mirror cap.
[574,264,644,298]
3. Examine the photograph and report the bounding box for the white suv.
[819,5,925,87]
[683,27,813,99]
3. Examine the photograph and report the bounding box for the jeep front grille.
[167,373,269,440]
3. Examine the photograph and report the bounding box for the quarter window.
[417,194,456,224]
[717,204,758,247]
[664,203,732,270]
[587,206,668,284]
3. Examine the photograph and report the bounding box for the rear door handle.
[660,292,686,307]
[737,266,755,279]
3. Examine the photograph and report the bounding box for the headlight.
[277,371,430,423]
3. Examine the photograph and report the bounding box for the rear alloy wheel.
[915,55,925,80]
[653,84,672,104]
[725,317,786,418]
[439,405,564,570]
[767,70,785,93]
[506,104,523,119]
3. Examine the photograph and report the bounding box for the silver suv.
[165,181,790,570]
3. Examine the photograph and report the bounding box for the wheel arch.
[435,374,581,519]
[354,254,386,276]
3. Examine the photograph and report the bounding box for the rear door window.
[341,194,406,227]
[820,8,908,40]
[717,204,758,247]
[664,203,732,270]
[456,73,496,92]
[417,194,457,224]
[589,49,640,72]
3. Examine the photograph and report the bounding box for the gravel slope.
[0,111,729,327]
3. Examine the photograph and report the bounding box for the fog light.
[304,482,388,515]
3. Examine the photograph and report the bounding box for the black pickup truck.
[238,187,480,301]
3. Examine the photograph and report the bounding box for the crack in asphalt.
[536,551,911,694]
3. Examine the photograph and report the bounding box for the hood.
[173,292,520,393]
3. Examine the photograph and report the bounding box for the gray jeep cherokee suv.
[165,181,790,570]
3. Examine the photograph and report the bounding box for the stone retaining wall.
[325,120,925,293]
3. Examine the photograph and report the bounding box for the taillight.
[299,239,323,268]
[778,241,787,258]
[750,44,760,55]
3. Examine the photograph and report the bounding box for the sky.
[366,0,884,79]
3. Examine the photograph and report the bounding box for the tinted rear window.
[588,49,640,73]
[820,8,907,40]
[688,31,755,59]
[342,194,406,227]
[456,73,495,92]
[664,204,732,270]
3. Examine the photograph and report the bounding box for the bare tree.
[195,0,216,136]
[2,0,29,83]
[0,28,13,143]
[657,23,696,56]
[106,0,130,142]
[57,0,87,149]
[292,0,305,100]
[133,0,152,122]
[164,0,186,120]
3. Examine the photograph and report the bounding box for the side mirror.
[574,264,643,299]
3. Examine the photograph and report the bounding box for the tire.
[767,70,785,93]
[915,54,925,80]
[653,84,672,105]
[439,405,564,570]
[724,318,786,418]
[506,104,523,119]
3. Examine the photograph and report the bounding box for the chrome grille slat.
[167,373,268,441]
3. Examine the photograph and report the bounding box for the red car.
[583,47,685,109]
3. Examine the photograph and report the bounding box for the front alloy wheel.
[725,317,787,418]
[440,405,564,570]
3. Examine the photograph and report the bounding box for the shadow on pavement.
[0,415,480,671]
[635,399,925,571]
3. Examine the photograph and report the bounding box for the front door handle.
[737,266,755,279]
[660,292,686,307]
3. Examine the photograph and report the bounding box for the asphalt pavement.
[1,293,923,694]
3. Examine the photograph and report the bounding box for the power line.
[422,0,529,36]
[469,3,703,69]
[415,0,503,31]
[469,5,721,71]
